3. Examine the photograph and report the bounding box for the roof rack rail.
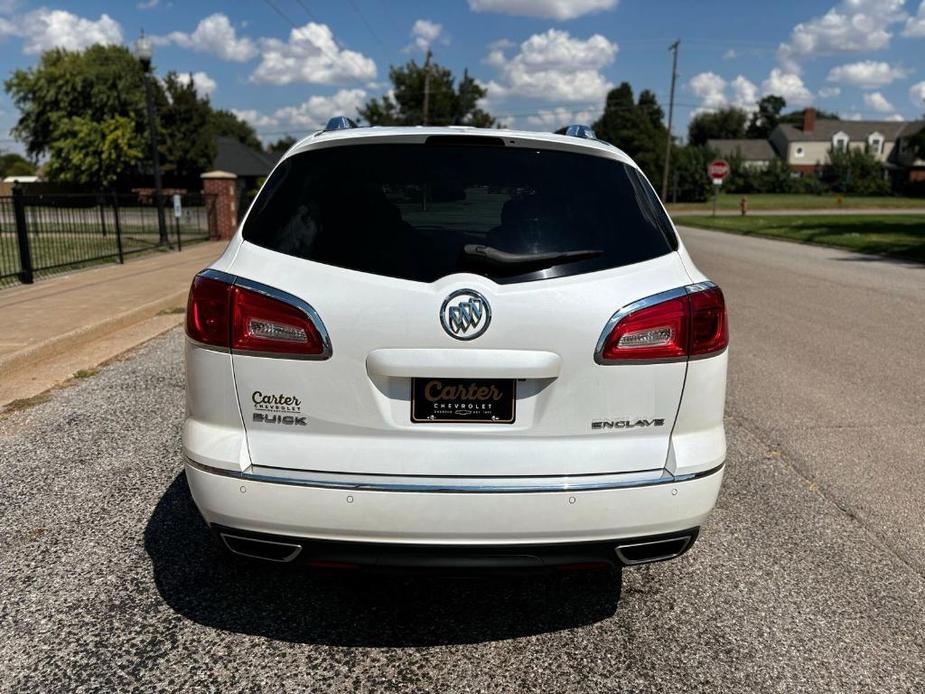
[323,116,358,132]
[554,124,597,140]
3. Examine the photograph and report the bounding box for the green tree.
[159,72,216,180]
[360,60,495,126]
[687,107,748,147]
[671,145,715,202]
[209,109,263,151]
[746,95,786,138]
[824,147,889,195]
[0,152,35,177]
[45,115,144,188]
[267,135,297,155]
[592,83,669,183]
[5,45,148,161]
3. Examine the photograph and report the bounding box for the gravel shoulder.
[0,328,922,692]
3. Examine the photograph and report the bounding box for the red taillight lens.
[599,285,728,363]
[601,295,689,362]
[186,275,232,347]
[688,286,728,356]
[231,285,325,356]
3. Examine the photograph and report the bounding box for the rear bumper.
[185,459,724,549]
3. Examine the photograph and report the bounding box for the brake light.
[598,285,728,363]
[231,286,325,356]
[186,273,329,358]
[186,275,232,347]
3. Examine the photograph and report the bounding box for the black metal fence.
[0,191,217,287]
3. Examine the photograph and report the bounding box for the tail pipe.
[220,533,302,562]
[614,529,698,566]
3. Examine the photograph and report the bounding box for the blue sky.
[1,0,924,154]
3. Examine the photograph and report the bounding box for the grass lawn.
[673,214,925,263]
[666,193,925,212]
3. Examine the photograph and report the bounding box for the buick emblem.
[440,289,491,340]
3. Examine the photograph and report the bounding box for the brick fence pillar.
[201,170,238,240]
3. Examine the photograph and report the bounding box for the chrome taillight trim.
[593,281,718,365]
[190,269,333,360]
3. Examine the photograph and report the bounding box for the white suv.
[183,120,728,581]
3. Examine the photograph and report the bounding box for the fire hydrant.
[740,196,748,216]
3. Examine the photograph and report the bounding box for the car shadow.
[144,472,621,647]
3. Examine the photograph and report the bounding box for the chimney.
[803,107,816,133]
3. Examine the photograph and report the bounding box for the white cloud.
[762,68,813,105]
[910,81,925,108]
[251,22,376,85]
[408,19,442,52]
[231,108,278,129]
[730,75,758,110]
[523,106,595,130]
[777,0,908,72]
[843,111,864,120]
[722,49,737,60]
[468,0,617,21]
[818,86,841,98]
[175,71,216,97]
[826,60,910,88]
[687,72,757,114]
[885,113,905,121]
[274,88,367,128]
[863,91,894,112]
[688,72,727,112]
[0,9,121,54]
[137,0,159,9]
[483,29,617,104]
[903,1,925,37]
[233,88,368,134]
[155,13,256,62]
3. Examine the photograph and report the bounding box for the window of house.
[832,131,849,152]
[867,132,884,155]
[795,146,805,158]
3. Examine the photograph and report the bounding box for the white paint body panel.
[181,126,728,546]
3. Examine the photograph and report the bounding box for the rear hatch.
[227,134,690,478]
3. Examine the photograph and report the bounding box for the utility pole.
[422,49,432,126]
[660,40,680,203]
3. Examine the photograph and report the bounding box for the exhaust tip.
[221,533,302,562]
[614,534,694,566]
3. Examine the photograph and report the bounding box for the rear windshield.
[242,142,677,284]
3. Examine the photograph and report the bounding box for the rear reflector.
[186,272,329,358]
[598,284,728,363]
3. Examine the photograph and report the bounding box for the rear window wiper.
[462,244,603,269]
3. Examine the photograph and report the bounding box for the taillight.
[597,284,728,363]
[186,275,232,347]
[186,272,330,358]
[231,285,326,357]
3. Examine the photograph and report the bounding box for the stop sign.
[708,159,730,181]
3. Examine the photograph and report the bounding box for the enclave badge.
[440,289,491,340]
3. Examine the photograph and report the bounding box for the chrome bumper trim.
[186,458,724,494]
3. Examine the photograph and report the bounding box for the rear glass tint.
[243,143,677,284]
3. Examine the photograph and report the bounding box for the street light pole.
[134,32,167,246]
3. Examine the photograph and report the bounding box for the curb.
[0,289,188,376]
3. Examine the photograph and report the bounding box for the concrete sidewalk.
[0,241,225,407]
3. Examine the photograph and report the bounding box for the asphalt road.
[1,230,923,692]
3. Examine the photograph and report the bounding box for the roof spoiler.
[554,124,597,140]
[323,116,358,132]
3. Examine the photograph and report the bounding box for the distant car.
[183,120,728,587]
